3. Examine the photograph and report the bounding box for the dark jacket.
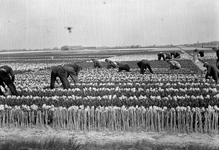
[157,53,166,61]
[0,65,15,82]
[204,63,219,84]
[0,69,18,96]
[65,64,82,76]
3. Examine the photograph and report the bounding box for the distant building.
[61,45,83,51]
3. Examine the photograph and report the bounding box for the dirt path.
[0,127,219,148]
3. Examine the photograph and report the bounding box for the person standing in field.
[0,66,18,96]
[50,65,78,89]
[167,60,181,70]
[137,59,153,74]
[203,62,219,84]
[91,59,102,68]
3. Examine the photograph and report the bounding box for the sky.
[0,0,218,50]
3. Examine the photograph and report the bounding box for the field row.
[0,104,218,133]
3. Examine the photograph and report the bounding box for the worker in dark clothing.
[194,49,205,57]
[165,53,172,60]
[137,59,153,74]
[214,47,219,59]
[0,65,15,82]
[105,59,117,69]
[214,48,219,69]
[157,52,166,61]
[171,52,181,59]
[0,68,18,96]
[64,64,82,76]
[116,62,130,72]
[50,65,78,89]
[203,62,219,84]
[91,59,102,68]
[0,79,7,96]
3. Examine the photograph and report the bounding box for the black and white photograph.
[0,0,219,149]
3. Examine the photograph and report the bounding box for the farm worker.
[170,52,181,59]
[137,59,154,74]
[165,53,172,60]
[105,58,117,69]
[215,47,219,59]
[194,49,205,57]
[50,65,78,89]
[0,65,15,82]
[64,64,82,76]
[0,68,18,96]
[198,50,205,57]
[167,60,181,70]
[91,59,102,68]
[116,61,130,72]
[215,48,219,69]
[203,62,219,84]
[65,64,82,84]
[157,52,166,61]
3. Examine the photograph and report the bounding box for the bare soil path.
[0,127,219,149]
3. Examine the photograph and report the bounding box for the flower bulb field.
[0,48,219,149]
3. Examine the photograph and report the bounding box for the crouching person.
[116,62,130,72]
[0,68,18,96]
[167,60,181,70]
[105,59,117,69]
[137,59,153,74]
[203,62,219,84]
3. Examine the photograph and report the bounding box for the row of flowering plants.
[1,90,219,109]
[2,68,215,108]
[0,104,218,133]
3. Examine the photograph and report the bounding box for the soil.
[0,127,218,149]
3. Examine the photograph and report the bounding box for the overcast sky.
[0,0,218,49]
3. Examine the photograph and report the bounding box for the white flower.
[0,105,4,110]
[31,104,38,110]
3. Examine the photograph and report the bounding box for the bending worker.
[116,61,130,72]
[105,59,117,69]
[157,52,166,61]
[203,62,219,84]
[91,59,102,68]
[170,52,181,59]
[167,60,181,70]
[0,66,18,96]
[137,59,153,74]
[50,65,78,89]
